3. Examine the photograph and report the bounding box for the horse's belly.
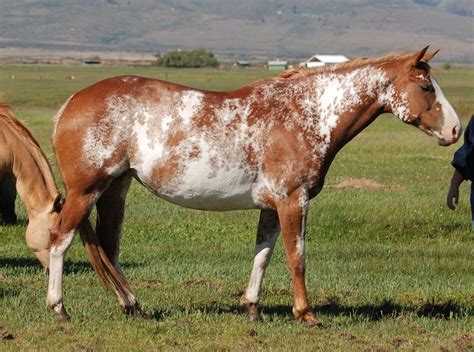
[136,156,259,211]
[165,165,258,210]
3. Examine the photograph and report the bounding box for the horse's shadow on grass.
[0,218,28,226]
[147,300,471,322]
[0,256,140,274]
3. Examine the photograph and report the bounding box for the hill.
[0,0,472,63]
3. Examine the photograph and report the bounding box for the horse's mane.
[0,98,60,197]
[280,52,413,79]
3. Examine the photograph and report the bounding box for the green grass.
[1,65,473,351]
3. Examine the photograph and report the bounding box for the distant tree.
[443,62,451,70]
[156,49,219,68]
[447,3,472,17]
[413,0,440,6]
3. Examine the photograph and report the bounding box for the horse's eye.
[421,84,434,93]
[412,117,421,127]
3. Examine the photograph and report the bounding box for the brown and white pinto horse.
[50,47,460,324]
[0,100,62,267]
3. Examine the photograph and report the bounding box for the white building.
[300,54,349,68]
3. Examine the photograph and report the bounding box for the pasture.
[0,64,473,351]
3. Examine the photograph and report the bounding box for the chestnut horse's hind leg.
[47,192,97,321]
[0,174,17,225]
[95,172,141,314]
[276,188,322,327]
[242,209,280,321]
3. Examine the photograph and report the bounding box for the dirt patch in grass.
[454,334,472,351]
[0,326,15,340]
[327,178,403,191]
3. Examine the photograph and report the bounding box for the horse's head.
[388,46,461,146]
[25,194,63,268]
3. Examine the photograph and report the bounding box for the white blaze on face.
[178,90,204,124]
[432,79,460,141]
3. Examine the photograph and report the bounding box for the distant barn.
[267,60,288,70]
[300,54,349,68]
[235,60,251,68]
[84,56,102,65]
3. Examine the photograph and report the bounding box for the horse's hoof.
[242,302,261,322]
[122,304,142,317]
[293,307,323,328]
[54,309,71,322]
[48,302,70,322]
[304,316,323,328]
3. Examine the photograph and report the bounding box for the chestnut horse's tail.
[78,218,137,310]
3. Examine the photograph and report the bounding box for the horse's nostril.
[452,125,459,137]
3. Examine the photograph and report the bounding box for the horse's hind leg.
[47,192,97,321]
[0,174,17,225]
[242,209,280,321]
[95,172,140,314]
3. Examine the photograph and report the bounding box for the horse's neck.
[5,124,58,216]
[283,64,390,148]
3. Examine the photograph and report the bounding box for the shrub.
[156,49,219,68]
[443,62,451,70]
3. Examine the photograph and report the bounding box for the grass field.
[0,65,473,351]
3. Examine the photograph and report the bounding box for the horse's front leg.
[47,192,96,321]
[276,188,322,327]
[242,209,280,321]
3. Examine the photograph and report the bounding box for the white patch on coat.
[83,95,135,168]
[133,116,164,177]
[178,90,204,124]
[216,98,245,123]
[106,161,128,177]
[312,70,363,143]
[161,114,173,133]
[160,137,257,210]
[121,76,139,83]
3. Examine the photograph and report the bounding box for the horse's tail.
[78,217,136,307]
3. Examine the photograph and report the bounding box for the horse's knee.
[50,230,75,257]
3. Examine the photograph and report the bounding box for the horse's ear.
[423,49,440,63]
[52,194,64,213]
[412,46,430,66]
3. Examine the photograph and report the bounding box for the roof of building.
[307,55,349,64]
[268,60,288,65]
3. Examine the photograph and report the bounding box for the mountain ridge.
[1,0,472,62]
